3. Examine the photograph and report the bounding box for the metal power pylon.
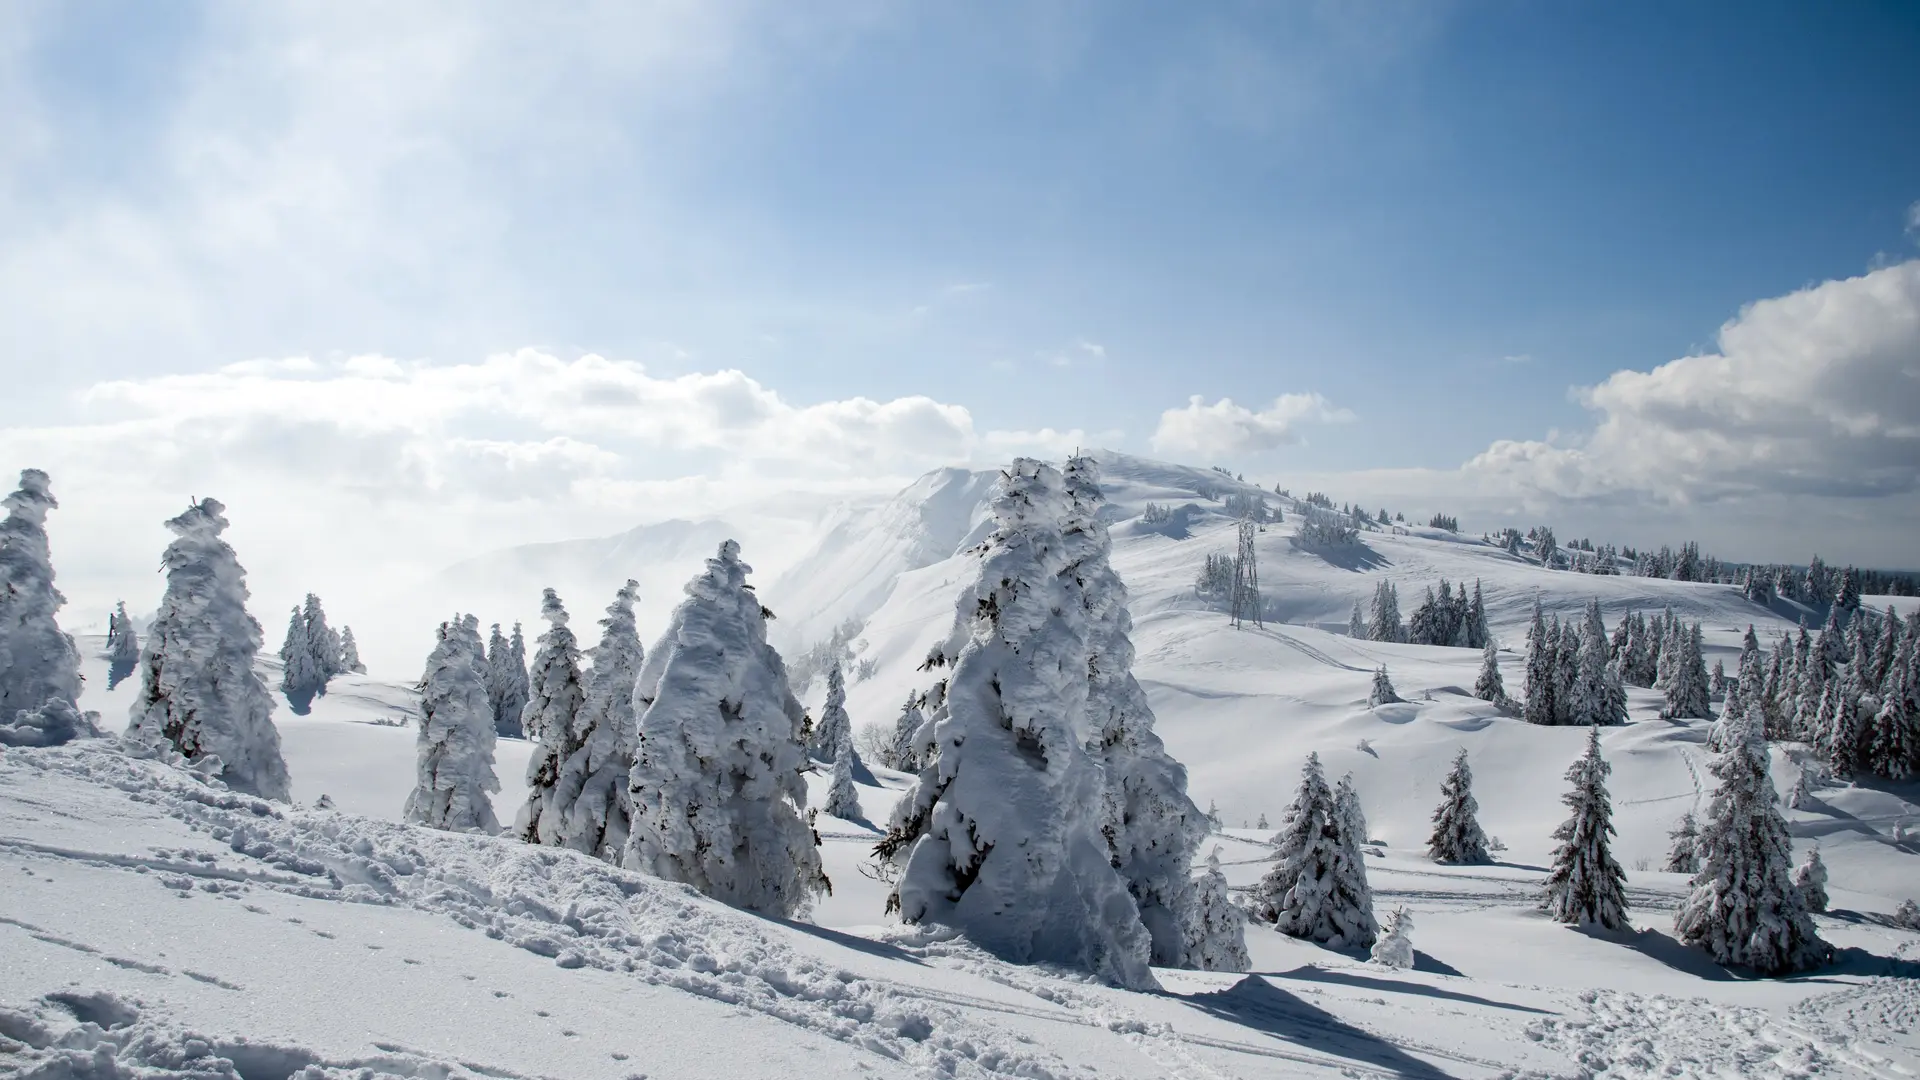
[1231,518,1262,629]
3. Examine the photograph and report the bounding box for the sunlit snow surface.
[9,451,1919,1079]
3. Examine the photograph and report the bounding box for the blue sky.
[3,1,1919,575]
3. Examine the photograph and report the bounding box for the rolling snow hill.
[8,449,1920,1080]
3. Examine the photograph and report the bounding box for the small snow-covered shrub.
[1370,907,1414,969]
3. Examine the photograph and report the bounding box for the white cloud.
[1465,260,1920,504]
[1501,353,1533,365]
[1149,393,1354,457]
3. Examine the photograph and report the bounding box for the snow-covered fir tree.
[127,498,290,801]
[1427,749,1490,864]
[1367,580,1403,643]
[337,626,366,674]
[1368,665,1399,706]
[824,735,863,820]
[1523,597,1556,725]
[278,605,324,714]
[1553,618,1580,724]
[543,580,644,859]
[1541,728,1629,929]
[1474,638,1506,704]
[1369,907,1414,969]
[302,593,341,677]
[1675,700,1831,974]
[887,691,928,772]
[1573,599,1624,725]
[1252,753,1377,949]
[1792,846,1828,914]
[517,589,586,845]
[810,662,853,763]
[487,622,531,739]
[1665,812,1700,874]
[1663,622,1712,720]
[1348,600,1366,639]
[875,461,1154,987]
[1065,454,1209,968]
[626,540,827,920]
[0,469,83,725]
[106,601,140,691]
[1867,662,1916,779]
[403,615,500,833]
[1182,848,1250,973]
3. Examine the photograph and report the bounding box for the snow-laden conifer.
[1253,753,1377,948]
[278,605,324,713]
[106,602,140,691]
[403,615,501,833]
[876,462,1153,986]
[887,691,927,772]
[1368,665,1399,707]
[1867,662,1916,779]
[1574,599,1622,725]
[1474,638,1505,704]
[1523,597,1555,725]
[1663,622,1712,720]
[1369,907,1414,969]
[303,593,340,677]
[517,589,586,845]
[1665,812,1700,874]
[1792,846,1828,914]
[127,498,290,801]
[1182,848,1250,972]
[1065,454,1208,967]
[1367,580,1402,643]
[1675,701,1831,974]
[546,580,644,859]
[626,540,827,920]
[1348,600,1365,639]
[1427,749,1489,864]
[810,662,852,763]
[824,735,863,820]
[0,469,83,722]
[488,623,531,739]
[337,626,366,674]
[1541,728,1629,929]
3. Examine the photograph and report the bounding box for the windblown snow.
[6,449,1920,1080]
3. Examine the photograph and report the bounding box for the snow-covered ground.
[9,450,1920,1079]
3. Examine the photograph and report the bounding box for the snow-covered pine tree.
[517,589,587,845]
[337,626,366,674]
[1474,638,1506,704]
[810,662,852,763]
[1867,660,1916,779]
[302,593,340,678]
[888,691,928,772]
[1553,618,1580,725]
[1663,622,1712,720]
[106,601,140,691]
[1252,754,1377,948]
[1336,772,1370,849]
[1823,677,1861,781]
[1873,606,1903,691]
[1065,454,1208,968]
[1467,579,1489,649]
[1674,701,1832,974]
[1523,597,1556,725]
[0,469,83,723]
[278,605,324,714]
[1541,728,1629,929]
[824,734,863,820]
[403,616,501,833]
[1367,580,1402,643]
[1182,848,1250,972]
[541,580,644,859]
[1369,907,1414,969]
[488,622,531,739]
[1665,812,1700,874]
[128,498,290,801]
[1348,600,1366,639]
[1427,749,1490,864]
[626,540,828,920]
[1368,665,1399,706]
[874,462,1153,987]
[1570,599,1613,726]
[1711,659,1726,700]
[483,623,511,733]
[1792,846,1828,914]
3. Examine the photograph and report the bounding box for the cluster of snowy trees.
[1406,579,1489,648]
[1716,606,1920,781]
[277,593,363,714]
[1521,598,1633,727]
[875,457,1245,988]
[482,622,532,738]
[1294,504,1359,547]
[1251,755,1377,949]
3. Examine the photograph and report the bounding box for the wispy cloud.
[1149,392,1354,457]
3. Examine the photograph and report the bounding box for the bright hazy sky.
[4,1,1919,638]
